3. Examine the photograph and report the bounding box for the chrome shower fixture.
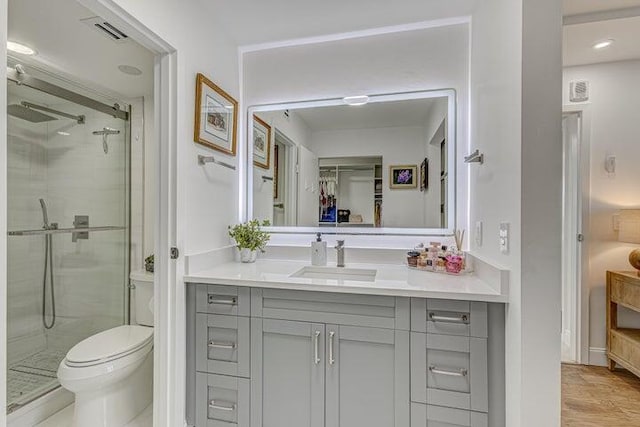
[93,127,120,154]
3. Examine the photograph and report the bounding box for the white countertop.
[184,259,509,303]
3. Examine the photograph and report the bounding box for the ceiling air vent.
[81,17,129,43]
[570,80,589,103]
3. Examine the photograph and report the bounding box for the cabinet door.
[251,318,325,427]
[325,325,410,427]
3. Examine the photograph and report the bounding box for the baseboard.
[589,347,608,367]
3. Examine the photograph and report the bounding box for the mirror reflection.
[250,92,454,231]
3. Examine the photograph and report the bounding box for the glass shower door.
[6,68,130,413]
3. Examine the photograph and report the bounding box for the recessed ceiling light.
[57,131,71,136]
[7,41,36,55]
[593,39,614,50]
[118,64,143,76]
[343,95,370,106]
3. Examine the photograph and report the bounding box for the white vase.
[240,248,257,263]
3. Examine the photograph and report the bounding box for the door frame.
[274,129,299,226]
[44,1,178,425]
[562,106,591,364]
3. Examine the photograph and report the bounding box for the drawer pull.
[429,366,468,377]
[429,312,469,324]
[208,341,237,350]
[208,295,237,306]
[209,400,236,412]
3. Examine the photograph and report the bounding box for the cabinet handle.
[208,341,236,349]
[429,365,468,377]
[429,312,469,324]
[209,400,236,411]
[329,331,336,365]
[208,295,237,306]
[313,330,321,364]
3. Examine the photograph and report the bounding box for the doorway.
[561,110,589,364]
[272,129,298,226]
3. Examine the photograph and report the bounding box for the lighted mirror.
[247,90,456,235]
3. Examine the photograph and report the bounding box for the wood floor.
[563,364,640,426]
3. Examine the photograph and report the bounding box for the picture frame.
[253,114,272,169]
[389,165,418,189]
[420,158,429,191]
[194,73,238,155]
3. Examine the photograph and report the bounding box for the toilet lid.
[66,325,153,365]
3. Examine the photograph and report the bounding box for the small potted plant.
[228,220,271,263]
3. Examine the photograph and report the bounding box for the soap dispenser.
[311,232,327,266]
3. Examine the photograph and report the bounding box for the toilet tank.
[130,270,154,327]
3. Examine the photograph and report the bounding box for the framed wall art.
[389,165,417,189]
[253,114,272,169]
[194,73,238,155]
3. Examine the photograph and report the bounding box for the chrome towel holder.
[197,154,236,170]
[464,149,484,164]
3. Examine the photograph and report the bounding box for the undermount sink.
[290,266,377,282]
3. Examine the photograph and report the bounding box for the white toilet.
[58,271,154,427]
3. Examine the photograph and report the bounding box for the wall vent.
[81,17,129,43]
[570,80,589,102]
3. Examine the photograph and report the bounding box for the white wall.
[470,0,562,425]
[310,126,428,227]
[563,60,640,355]
[243,23,470,232]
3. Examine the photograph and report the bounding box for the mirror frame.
[246,89,457,236]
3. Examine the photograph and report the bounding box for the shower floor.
[7,349,67,411]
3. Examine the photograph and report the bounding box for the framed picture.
[389,165,417,189]
[194,73,238,155]
[273,144,279,199]
[420,158,429,191]
[253,115,272,169]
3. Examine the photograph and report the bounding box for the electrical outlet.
[499,222,509,254]
[475,221,483,247]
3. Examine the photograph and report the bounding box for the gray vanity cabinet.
[325,325,410,427]
[250,318,325,427]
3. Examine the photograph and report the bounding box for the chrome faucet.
[335,240,345,267]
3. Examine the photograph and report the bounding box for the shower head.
[8,104,58,123]
[39,198,49,228]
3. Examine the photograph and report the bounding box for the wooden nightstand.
[607,270,640,376]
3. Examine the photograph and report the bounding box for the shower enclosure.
[5,62,131,414]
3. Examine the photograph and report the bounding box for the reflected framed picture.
[389,165,417,189]
[420,158,429,191]
[194,73,238,155]
[253,115,272,169]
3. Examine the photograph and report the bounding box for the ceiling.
[563,0,640,16]
[7,0,154,98]
[563,0,640,66]
[287,97,446,132]
[205,0,474,46]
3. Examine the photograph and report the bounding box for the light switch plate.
[475,221,483,247]
[499,222,509,254]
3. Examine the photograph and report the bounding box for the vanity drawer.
[411,299,487,337]
[411,403,488,427]
[251,288,410,330]
[196,314,250,377]
[196,373,250,427]
[196,284,250,316]
[410,333,488,413]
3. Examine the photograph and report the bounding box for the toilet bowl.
[58,271,154,427]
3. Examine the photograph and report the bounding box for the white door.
[561,112,583,363]
[297,146,319,227]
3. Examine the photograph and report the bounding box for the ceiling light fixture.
[343,95,370,106]
[57,131,71,136]
[7,41,36,55]
[593,39,614,50]
[117,64,143,76]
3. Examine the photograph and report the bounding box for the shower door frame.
[1,2,180,426]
